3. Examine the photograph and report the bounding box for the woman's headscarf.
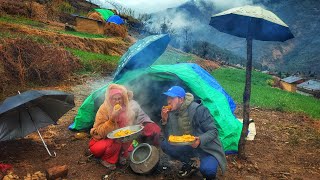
[103,84,135,128]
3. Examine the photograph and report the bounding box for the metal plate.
[169,140,195,146]
[107,125,144,139]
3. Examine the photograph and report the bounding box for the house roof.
[72,14,103,23]
[281,76,304,84]
[297,80,320,91]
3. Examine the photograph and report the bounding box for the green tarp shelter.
[94,9,115,21]
[69,63,242,152]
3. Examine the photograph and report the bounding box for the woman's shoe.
[101,160,116,170]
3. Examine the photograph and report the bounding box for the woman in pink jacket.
[89,84,160,170]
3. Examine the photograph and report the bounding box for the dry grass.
[195,59,220,72]
[87,12,104,22]
[0,21,130,55]
[0,38,81,87]
[104,23,128,38]
[0,0,31,17]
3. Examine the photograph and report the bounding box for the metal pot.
[130,143,160,174]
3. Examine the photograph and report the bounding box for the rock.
[2,172,19,180]
[65,24,76,31]
[74,132,89,140]
[46,165,68,180]
[23,171,46,180]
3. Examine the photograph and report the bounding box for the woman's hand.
[111,105,122,121]
[191,137,200,148]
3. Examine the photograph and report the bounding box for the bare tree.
[199,41,209,58]
[105,1,122,13]
[159,17,175,35]
[182,26,191,42]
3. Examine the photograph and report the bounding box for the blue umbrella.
[114,34,170,81]
[107,15,124,25]
[209,5,294,158]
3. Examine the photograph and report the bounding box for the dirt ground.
[1,75,320,180]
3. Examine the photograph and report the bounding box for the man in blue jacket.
[160,86,226,180]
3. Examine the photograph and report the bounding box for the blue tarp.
[107,15,124,25]
[191,64,236,112]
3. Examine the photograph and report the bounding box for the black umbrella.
[0,90,75,157]
[209,5,294,158]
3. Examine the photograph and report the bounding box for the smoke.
[208,0,253,10]
[89,0,254,13]
[123,74,182,121]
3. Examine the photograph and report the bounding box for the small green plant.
[0,31,16,39]
[266,79,274,87]
[58,2,75,14]
[288,133,300,146]
[25,35,51,44]
[274,100,286,112]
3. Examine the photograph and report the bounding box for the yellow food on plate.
[114,129,136,137]
[114,104,122,111]
[168,134,195,143]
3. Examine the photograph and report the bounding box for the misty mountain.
[148,0,320,74]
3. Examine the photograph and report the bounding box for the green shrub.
[266,79,274,87]
[58,2,75,14]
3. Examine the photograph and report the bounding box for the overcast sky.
[91,0,253,13]
[92,0,187,13]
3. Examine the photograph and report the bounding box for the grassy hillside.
[212,68,320,119]
[68,48,120,74]
[154,48,197,65]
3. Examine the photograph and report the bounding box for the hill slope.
[148,0,320,74]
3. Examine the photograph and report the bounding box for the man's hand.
[161,106,170,124]
[191,137,200,148]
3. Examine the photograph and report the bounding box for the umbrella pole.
[27,109,57,157]
[238,37,253,159]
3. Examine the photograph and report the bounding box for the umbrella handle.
[28,109,57,157]
[35,128,57,157]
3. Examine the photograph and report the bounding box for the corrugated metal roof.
[281,76,303,83]
[297,80,320,91]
